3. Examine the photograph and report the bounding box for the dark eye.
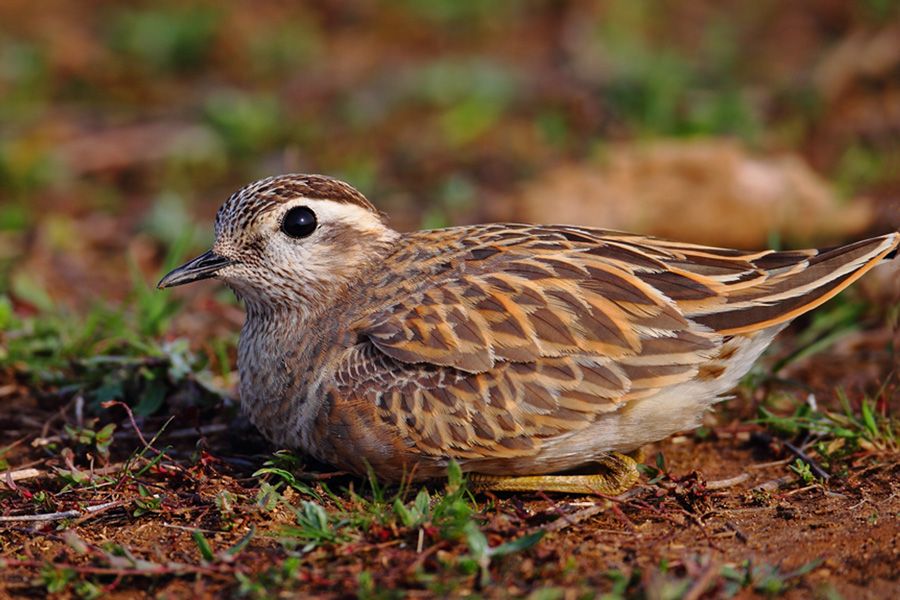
[281,206,317,238]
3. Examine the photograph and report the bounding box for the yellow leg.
[628,446,646,465]
[468,452,640,495]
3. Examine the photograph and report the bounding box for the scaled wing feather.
[340,226,729,460]
[332,226,899,463]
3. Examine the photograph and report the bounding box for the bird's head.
[158,174,399,310]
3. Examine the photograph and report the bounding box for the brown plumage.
[159,174,899,487]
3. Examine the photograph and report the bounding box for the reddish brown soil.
[2,1,899,597]
[2,325,898,598]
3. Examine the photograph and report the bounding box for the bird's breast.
[236,310,349,451]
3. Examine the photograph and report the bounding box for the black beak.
[157,250,232,289]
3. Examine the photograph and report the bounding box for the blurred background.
[2,4,898,592]
[1,0,898,342]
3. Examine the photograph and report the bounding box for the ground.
[1,1,899,598]
[1,314,898,598]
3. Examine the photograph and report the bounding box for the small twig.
[0,437,26,456]
[73,497,140,526]
[751,475,795,493]
[782,484,818,497]
[679,508,718,549]
[603,490,687,529]
[783,441,831,481]
[607,499,637,531]
[543,501,611,533]
[706,473,751,490]
[717,506,776,514]
[0,499,127,523]
[4,468,43,483]
[615,486,644,501]
[160,523,220,534]
[102,401,160,455]
[747,458,793,470]
[683,559,720,600]
[848,496,870,511]
[725,520,749,543]
[535,491,579,529]
[0,557,232,579]
[74,395,85,428]
[405,540,448,577]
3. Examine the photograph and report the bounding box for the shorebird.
[159,174,898,493]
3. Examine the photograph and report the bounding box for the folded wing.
[334,226,897,462]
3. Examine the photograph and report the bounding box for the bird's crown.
[215,173,382,236]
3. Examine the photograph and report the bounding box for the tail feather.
[691,232,899,335]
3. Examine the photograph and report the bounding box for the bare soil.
[1,325,898,598]
[2,1,899,597]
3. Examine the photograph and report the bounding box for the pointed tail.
[690,232,899,335]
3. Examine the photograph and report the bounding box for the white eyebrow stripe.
[282,198,387,236]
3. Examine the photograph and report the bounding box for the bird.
[158,174,899,494]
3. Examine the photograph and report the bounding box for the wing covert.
[337,227,724,462]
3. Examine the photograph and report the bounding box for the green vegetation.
[106,6,222,73]
[759,388,897,478]
[595,557,822,600]
[595,0,761,140]
[0,294,227,420]
[2,1,898,597]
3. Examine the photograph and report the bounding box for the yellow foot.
[468,452,640,495]
[627,446,646,465]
